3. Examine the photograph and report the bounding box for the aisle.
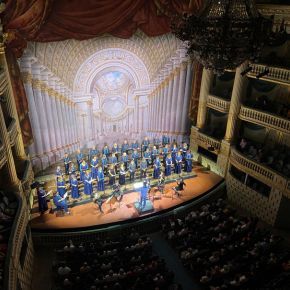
[150,232,201,290]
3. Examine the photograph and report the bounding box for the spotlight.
[256,68,270,79]
[240,67,252,76]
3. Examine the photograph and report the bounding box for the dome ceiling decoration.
[102,97,127,118]
[95,71,130,92]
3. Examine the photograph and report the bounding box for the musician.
[131,140,139,151]
[56,166,63,178]
[171,144,178,165]
[165,154,173,176]
[158,172,165,194]
[110,153,118,172]
[119,163,127,185]
[84,170,93,196]
[111,143,120,160]
[64,153,71,175]
[108,164,116,186]
[97,166,105,191]
[101,154,108,175]
[181,142,188,160]
[153,136,161,149]
[103,144,110,157]
[80,160,89,182]
[162,144,169,165]
[91,156,98,179]
[53,191,69,214]
[121,140,129,154]
[153,156,161,179]
[120,152,129,170]
[36,185,50,214]
[185,150,193,173]
[132,149,139,168]
[57,176,66,197]
[89,146,99,162]
[140,157,148,179]
[175,151,183,174]
[70,175,80,199]
[142,137,150,152]
[151,146,159,165]
[76,149,84,171]
[162,135,170,146]
[128,160,136,182]
[173,176,186,196]
[144,148,151,166]
[139,182,149,210]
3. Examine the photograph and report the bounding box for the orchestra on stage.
[36,136,194,214]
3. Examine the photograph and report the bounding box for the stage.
[30,166,223,231]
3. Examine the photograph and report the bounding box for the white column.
[181,61,193,133]
[164,69,174,134]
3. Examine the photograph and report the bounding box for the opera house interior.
[1,0,290,289]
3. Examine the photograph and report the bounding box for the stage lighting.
[256,68,270,79]
[240,66,253,76]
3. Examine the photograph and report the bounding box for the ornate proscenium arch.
[73,48,150,96]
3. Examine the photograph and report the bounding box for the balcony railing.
[207,94,231,113]
[21,160,34,193]
[197,131,221,154]
[0,143,6,169]
[0,69,7,95]
[7,118,18,146]
[247,63,290,86]
[239,106,290,134]
[230,148,288,192]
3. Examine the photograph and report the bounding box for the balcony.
[0,69,7,95]
[7,118,18,146]
[207,94,231,113]
[230,148,288,192]
[196,131,221,154]
[21,160,34,193]
[247,63,290,86]
[239,105,290,134]
[0,143,6,169]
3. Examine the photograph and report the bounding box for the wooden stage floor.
[30,167,222,231]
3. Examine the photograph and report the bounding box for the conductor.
[139,181,149,210]
[172,176,186,196]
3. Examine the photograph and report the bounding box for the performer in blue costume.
[185,150,193,172]
[165,154,173,176]
[153,156,161,179]
[69,162,77,176]
[120,152,129,170]
[119,163,126,185]
[83,171,93,196]
[63,153,71,175]
[128,160,136,182]
[144,148,151,166]
[97,166,105,191]
[111,142,120,160]
[142,137,150,152]
[53,192,69,213]
[121,140,129,154]
[70,175,79,199]
[110,153,118,172]
[90,156,98,179]
[162,144,169,166]
[181,142,188,161]
[171,144,178,165]
[37,185,50,214]
[132,149,139,168]
[140,157,148,179]
[80,160,89,182]
[76,149,83,171]
[57,176,66,197]
[103,144,110,157]
[89,146,99,162]
[175,151,183,174]
[139,182,149,210]
[131,140,139,151]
